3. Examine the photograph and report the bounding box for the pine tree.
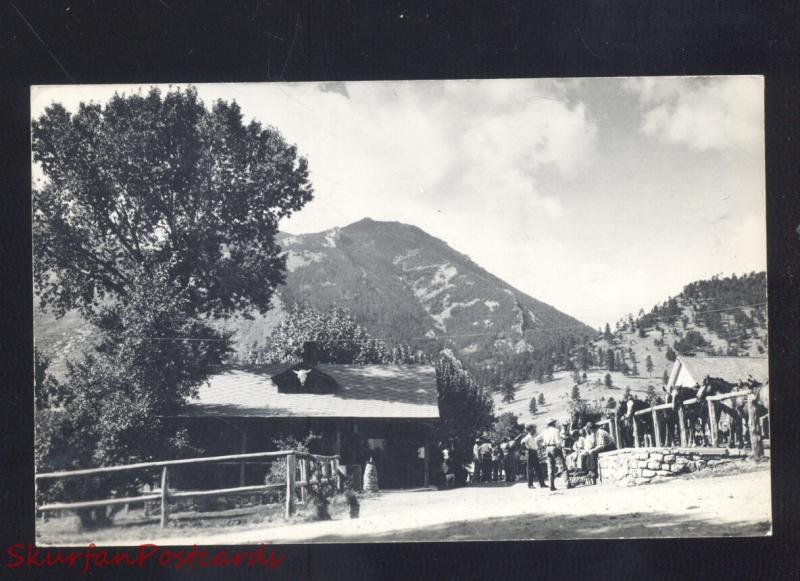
[665,346,677,362]
[529,397,538,416]
[538,392,545,406]
[645,355,654,375]
[604,323,612,341]
[604,373,613,388]
[570,384,581,402]
[662,370,669,385]
[605,349,616,371]
[501,380,516,404]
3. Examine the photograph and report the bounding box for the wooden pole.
[285,453,296,518]
[747,396,763,458]
[299,458,308,504]
[707,400,718,447]
[611,415,621,449]
[159,467,169,528]
[651,409,661,447]
[677,406,687,447]
[331,457,339,491]
[239,428,248,487]
[423,430,430,488]
[632,418,639,448]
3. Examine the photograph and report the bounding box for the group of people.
[457,418,616,491]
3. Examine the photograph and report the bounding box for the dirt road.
[119,464,771,545]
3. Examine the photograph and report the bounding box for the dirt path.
[89,465,770,545]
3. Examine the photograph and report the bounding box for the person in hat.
[540,418,567,491]
[583,421,616,482]
[519,424,546,489]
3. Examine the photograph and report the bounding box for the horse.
[662,384,700,446]
[695,375,740,447]
[615,397,652,448]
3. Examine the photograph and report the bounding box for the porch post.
[239,425,248,487]
[423,427,430,488]
[336,424,342,456]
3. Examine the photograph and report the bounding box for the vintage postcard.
[32,77,769,545]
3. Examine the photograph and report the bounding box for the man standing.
[520,424,546,489]
[472,438,482,484]
[584,421,616,482]
[478,438,493,482]
[541,419,567,491]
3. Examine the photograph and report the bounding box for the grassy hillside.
[493,369,655,432]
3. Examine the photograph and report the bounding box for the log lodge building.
[170,343,440,490]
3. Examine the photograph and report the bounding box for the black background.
[1,1,798,579]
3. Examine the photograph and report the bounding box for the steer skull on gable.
[293,368,312,386]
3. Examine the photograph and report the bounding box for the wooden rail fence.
[622,389,765,457]
[35,450,344,528]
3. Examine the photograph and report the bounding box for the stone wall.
[597,447,750,487]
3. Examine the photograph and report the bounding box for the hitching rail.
[619,389,763,455]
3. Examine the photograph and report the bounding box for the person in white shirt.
[540,419,567,491]
[520,424,546,489]
[583,421,616,481]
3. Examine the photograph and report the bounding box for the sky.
[31,76,766,328]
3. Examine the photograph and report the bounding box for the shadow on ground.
[303,509,771,542]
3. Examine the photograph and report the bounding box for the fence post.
[632,418,639,448]
[333,456,343,491]
[285,453,296,518]
[299,458,308,504]
[707,400,718,447]
[160,466,169,528]
[651,409,661,447]
[677,406,687,447]
[747,395,763,458]
[611,415,621,449]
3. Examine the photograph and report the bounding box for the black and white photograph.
[31,76,770,546]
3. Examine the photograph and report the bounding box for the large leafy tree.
[32,88,312,526]
[33,86,312,321]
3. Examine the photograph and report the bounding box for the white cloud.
[624,76,763,154]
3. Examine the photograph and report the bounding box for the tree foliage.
[490,411,523,442]
[248,303,426,365]
[528,397,537,416]
[32,87,312,321]
[32,88,311,527]
[435,351,495,446]
[501,380,517,404]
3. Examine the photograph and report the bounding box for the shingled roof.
[177,364,440,419]
[670,355,769,387]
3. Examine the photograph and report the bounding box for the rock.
[656,470,671,477]
[636,453,650,461]
[664,455,676,463]
[650,453,663,462]
[634,477,651,485]
[638,460,649,469]
[646,460,661,470]
[660,463,672,471]
[641,469,656,477]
